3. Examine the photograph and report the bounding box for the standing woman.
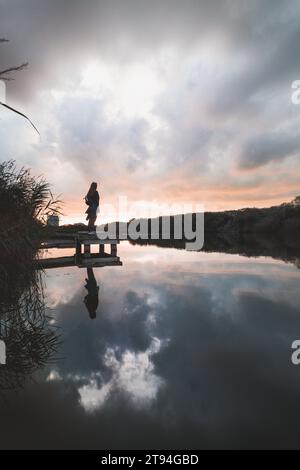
[85,182,100,231]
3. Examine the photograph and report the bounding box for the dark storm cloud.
[239,131,300,169]
[0,0,296,102]
[213,24,300,115]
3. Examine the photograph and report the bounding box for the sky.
[0,0,300,222]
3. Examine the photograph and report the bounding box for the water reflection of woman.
[83,267,99,319]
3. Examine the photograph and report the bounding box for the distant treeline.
[94,196,300,242]
[128,197,300,268]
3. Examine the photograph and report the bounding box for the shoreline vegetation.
[0,161,61,390]
[0,160,61,289]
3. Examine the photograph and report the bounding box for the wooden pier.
[37,231,122,270]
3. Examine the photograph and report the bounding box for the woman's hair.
[87,182,97,197]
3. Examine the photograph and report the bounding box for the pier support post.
[111,244,117,257]
[75,238,81,256]
[75,237,82,264]
[84,243,91,256]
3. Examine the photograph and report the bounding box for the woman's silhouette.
[85,182,99,231]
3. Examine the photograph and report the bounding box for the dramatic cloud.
[239,131,300,169]
[0,0,300,217]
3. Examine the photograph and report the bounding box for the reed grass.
[0,160,61,390]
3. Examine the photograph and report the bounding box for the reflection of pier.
[37,232,122,270]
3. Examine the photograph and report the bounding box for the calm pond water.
[1,242,300,449]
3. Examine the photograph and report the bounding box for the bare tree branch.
[0,38,39,134]
[0,62,28,80]
[0,101,40,134]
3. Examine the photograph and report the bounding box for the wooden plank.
[36,255,122,270]
[77,237,119,244]
[78,259,122,268]
[78,239,119,245]
[36,255,76,269]
[40,238,119,248]
[40,241,76,248]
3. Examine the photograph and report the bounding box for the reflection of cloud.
[46,370,62,382]
[79,338,164,411]
[1,257,300,448]
[79,380,111,411]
